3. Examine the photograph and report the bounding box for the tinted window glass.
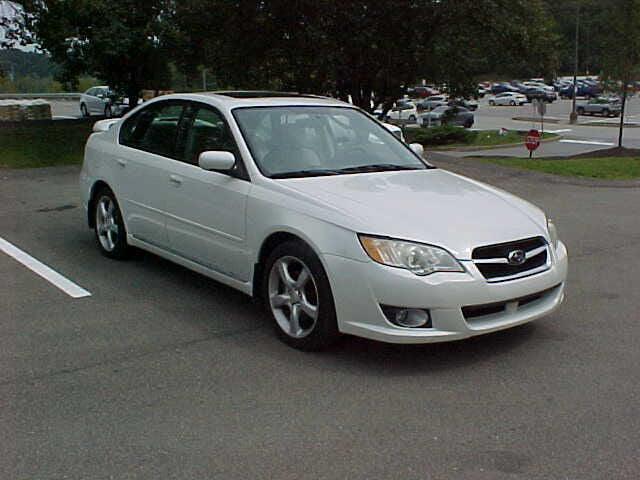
[183,107,237,165]
[120,102,184,158]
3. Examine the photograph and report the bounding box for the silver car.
[80,86,127,118]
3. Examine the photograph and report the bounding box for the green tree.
[172,0,559,113]
[599,0,640,147]
[4,0,175,106]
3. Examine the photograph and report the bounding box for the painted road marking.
[545,129,573,134]
[0,236,91,299]
[559,139,615,146]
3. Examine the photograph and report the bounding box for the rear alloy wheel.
[489,100,496,106]
[80,103,89,117]
[577,107,585,115]
[409,114,416,122]
[93,188,130,259]
[510,100,516,106]
[263,241,339,350]
[602,109,610,117]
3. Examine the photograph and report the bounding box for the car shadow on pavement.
[320,323,538,376]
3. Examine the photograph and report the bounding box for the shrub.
[404,125,477,146]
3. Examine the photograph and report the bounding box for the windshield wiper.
[270,169,342,179]
[335,163,425,174]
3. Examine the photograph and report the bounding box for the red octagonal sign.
[525,129,541,152]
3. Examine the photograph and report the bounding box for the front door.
[164,103,251,281]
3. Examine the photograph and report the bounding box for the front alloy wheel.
[263,241,339,350]
[268,256,319,339]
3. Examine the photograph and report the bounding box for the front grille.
[462,284,560,320]
[472,236,549,282]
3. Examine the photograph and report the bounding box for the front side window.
[233,106,429,178]
[183,106,237,165]
[119,102,184,158]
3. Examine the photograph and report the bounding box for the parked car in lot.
[408,86,440,98]
[560,82,601,99]
[385,101,418,123]
[576,97,622,117]
[491,82,519,94]
[418,105,474,128]
[80,86,131,118]
[523,87,556,103]
[416,95,448,112]
[488,92,528,106]
[79,91,568,350]
[449,98,478,111]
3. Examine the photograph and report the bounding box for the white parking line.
[0,236,91,299]
[558,139,615,146]
[545,129,573,134]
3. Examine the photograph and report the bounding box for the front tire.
[80,103,89,117]
[489,100,496,106]
[93,187,130,259]
[262,241,339,351]
[104,105,113,118]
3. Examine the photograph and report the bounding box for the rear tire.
[104,105,113,118]
[510,100,516,106]
[577,107,585,115]
[602,109,610,117]
[80,103,89,117]
[262,241,340,351]
[489,100,496,106]
[92,187,130,259]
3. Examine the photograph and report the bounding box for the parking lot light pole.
[569,4,580,124]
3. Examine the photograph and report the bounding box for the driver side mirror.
[409,143,424,157]
[198,151,236,171]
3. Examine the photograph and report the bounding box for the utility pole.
[569,4,580,124]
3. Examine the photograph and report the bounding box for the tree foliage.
[599,0,640,146]
[172,0,559,111]
[4,0,175,106]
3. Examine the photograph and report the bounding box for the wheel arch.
[87,180,112,228]
[252,230,325,299]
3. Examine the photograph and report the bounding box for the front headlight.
[359,235,464,276]
[547,218,559,249]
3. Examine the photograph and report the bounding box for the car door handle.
[169,175,183,186]
[116,158,127,167]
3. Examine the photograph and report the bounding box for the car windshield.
[233,106,429,178]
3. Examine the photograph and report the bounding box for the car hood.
[278,169,547,259]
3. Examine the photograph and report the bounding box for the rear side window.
[119,102,184,158]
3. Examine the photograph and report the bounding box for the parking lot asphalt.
[2,161,640,479]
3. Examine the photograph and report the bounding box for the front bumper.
[324,241,568,344]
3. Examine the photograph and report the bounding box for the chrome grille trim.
[472,237,551,282]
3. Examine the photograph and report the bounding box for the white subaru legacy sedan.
[80,91,568,350]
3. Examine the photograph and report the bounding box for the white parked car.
[80,92,567,350]
[385,101,418,123]
[488,92,528,106]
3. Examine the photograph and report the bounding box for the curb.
[427,134,560,152]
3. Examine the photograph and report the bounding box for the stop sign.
[525,129,541,152]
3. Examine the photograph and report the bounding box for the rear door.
[163,102,252,281]
[115,100,187,248]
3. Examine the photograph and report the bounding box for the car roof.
[136,91,353,113]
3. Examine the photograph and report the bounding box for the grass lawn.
[404,127,557,149]
[463,130,556,148]
[0,121,92,168]
[482,157,640,180]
